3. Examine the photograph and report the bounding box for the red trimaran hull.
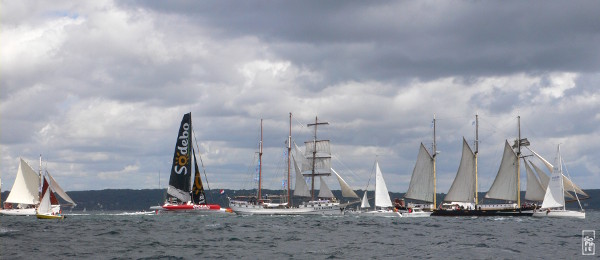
[153,204,233,214]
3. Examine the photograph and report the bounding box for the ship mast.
[516,115,521,208]
[287,113,292,206]
[307,116,328,201]
[258,119,263,202]
[432,115,437,208]
[475,114,479,205]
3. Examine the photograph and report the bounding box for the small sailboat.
[229,114,358,215]
[359,161,398,217]
[397,116,437,217]
[36,175,64,220]
[1,157,75,216]
[150,112,231,214]
[533,145,586,219]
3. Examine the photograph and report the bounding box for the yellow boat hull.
[36,214,64,220]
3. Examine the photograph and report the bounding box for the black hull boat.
[431,209,533,217]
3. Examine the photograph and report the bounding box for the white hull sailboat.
[1,157,75,216]
[398,116,437,217]
[229,115,358,215]
[354,161,398,217]
[533,145,586,219]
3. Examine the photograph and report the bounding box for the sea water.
[1,211,598,259]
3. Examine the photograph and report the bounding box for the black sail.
[167,113,193,201]
[192,148,207,204]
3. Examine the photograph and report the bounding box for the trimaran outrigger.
[150,112,232,214]
[228,113,359,215]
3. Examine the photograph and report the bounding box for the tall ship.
[150,112,231,214]
[228,114,359,215]
[1,157,76,216]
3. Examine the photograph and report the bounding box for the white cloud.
[1,0,599,194]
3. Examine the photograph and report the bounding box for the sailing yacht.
[150,113,232,214]
[356,161,398,217]
[397,116,437,217]
[1,157,75,216]
[532,145,586,219]
[37,174,65,219]
[228,114,359,215]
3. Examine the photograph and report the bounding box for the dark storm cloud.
[124,0,600,83]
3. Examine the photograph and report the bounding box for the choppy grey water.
[1,211,598,259]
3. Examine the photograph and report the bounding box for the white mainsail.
[332,168,359,198]
[485,141,518,201]
[444,138,476,202]
[540,145,566,209]
[318,177,335,199]
[374,162,393,208]
[404,143,434,202]
[292,154,311,197]
[524,160,546,201]
[360,191,370,208]
[5,159,40,205]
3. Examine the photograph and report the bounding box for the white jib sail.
[541,145,566,209]
[292,154,311,197]
[361,191,370,208]
[530,160,576,200]
[47,171,77,206]
[374,162,393,208]
[331,168,359,198]
[318,177,335,199]
[37,184,52,215]
[6,158,40,205]
[404,143,434,202]
[485,141,518,201]
[528,148,588,197]
[444,138,476,202]
[524,160,546,202]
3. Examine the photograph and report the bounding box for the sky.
[2,0,600,194]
